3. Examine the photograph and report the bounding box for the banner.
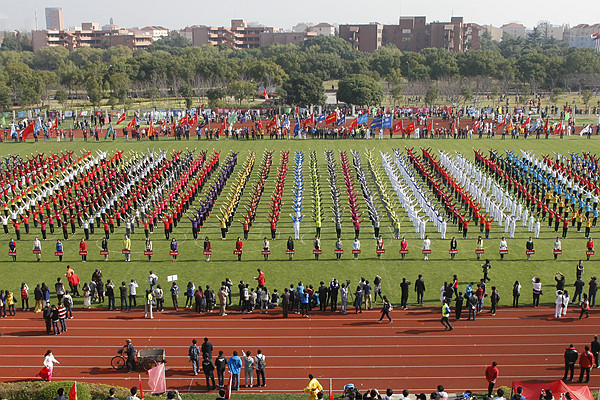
[512,381,593,400]
[147,363,166,394]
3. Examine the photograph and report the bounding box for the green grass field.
[0,135,599,311]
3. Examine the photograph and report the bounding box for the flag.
[240,114,246,124]
[528,119,540,133]
[139,374,144,399]
[190,114,198,126]
[580,124,592,136]
[406,121,416,133]
[505,119,513,133]
[148,119,153,135]
[382,116,393,129]
[179,114,189,126]
[128,117,137,128]
[349,118,358,130]
[281,115,290,128]
[228,113,238,125]
[370,117,383,129]
[147,363,166,394]
[329,379,334,400]
[544,119,549,133]
[591,32,600,40]
[564,112,571,122]
[392,120,403,133]
[295,106,299,114]
[0,116,5,126]
[325,112,337,124]
[266,116,277,129]
[105,124,114,140]
[219,119,226,136]
[317,113,326,123]
[116,113,126,125]
[21,121,34,140]
[225,374,233,399]
[68,381,77,400]
[554,121,563,136]
[427,120,434,132]
[257,119,263,130]
[262,89,269,100]
[294,118,300,137]
[50,116,59,131]
[336,114,346,127]
[523,116,531,126]
[302,114,314,127]
[356,113,368,125]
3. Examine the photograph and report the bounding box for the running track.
[1,306,598,394]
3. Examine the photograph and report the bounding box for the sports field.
[1,133,600,395]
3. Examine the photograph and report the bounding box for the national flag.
[68,381,77,400]
[392,120,403,133]
[406,121,416,134]
[262,89,269,100]
[591,32,600,40]
[382,116,393,129]
[528,119,540,133]
[505,119,514,132]
[105,124,114,140]
[281,115,290,128]
[370,117,383,129]
[336,114,346,127]
[580,124,592,136]
[219,119,226,136]
[190,114,198,126]
[294,118,300,137]
[139,374,144,399]
[225,374,233,399]
[317,113,326,123]
[201,103,205,111]
[240,114,246,124]
[325,112,337,124]
[179,114,189,125]
[295,106,299,114]
[147,363,166,394]
[302,114,314,127]
[266,116,277,129]
[544,119,549,133]
[356,113,368,125]
[116,113,126,125]
[148,119,153,135]
[21,121,34,140]
[349,118,358,130]
[554,121,563,136]
[128,117,137,128]
[428,119,434,132]
[257,119,263,130]
[228,113,238,125]
[523,116,531,126]
[50,116,59,131]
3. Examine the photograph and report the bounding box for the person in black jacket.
[202,353,216,391]
[123,339,136,372]
[378,296,392,323]
[214,350,227,388]
[201,337,213,359]
[415,275,425,306]
[318,282,328,312]
[563,344,579,382]
[450,237,457,260]
[43,303,53,334]
[592,336,600,368]
[455,292,464,320]
[400,278,411,309]
[526,237,534,260]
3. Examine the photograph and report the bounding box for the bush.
[37,381,91,400]
[0,381,47,400]
[86,382,130,400]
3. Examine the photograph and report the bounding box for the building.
[179,26,199,41]
[32,25,153,51]
[192,19,274,49]
[536,22,566,41]
[483,25,503,42]
[569,23,600,49]
[338,23,383,52]
[45,7,63,31]
[308,23,335,36]
[501,23,527,39]
[140,26,169,41]
[259,31,317,46]
[381,17,427,52]
[102,17,119,32]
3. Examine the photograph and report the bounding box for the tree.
[245,59,288,88]
[460,87,473,105]
[550,87,562,104]
[0,82,11,110]
[148,32,192,55]
[280,73,325,107]
[34,46,69,70]
[54,89,68,107]
[109,72,130,104]
[58,61,82,105]
[424,85,439,106]
[86,77,104,107]
[336,74,384,107]
[228,80,257,105]
[144,87,161,107]
[206,87,227,104]
[582,89,593,106]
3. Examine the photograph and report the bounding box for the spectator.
[382,389,395,400]
[53,387,68,400]
[255,349,266,387]
[242,350,255,387]
[511,387,525,400]
[304,374,323,400]
[202,353,216,391]
[563,344,578,382]
[492,389,505,400]
[188,339,200,375]
[227,351,242,391]
[125,387,140,400]
[215,350,227,388]
[485,361,499,397]
[104,387,119,400]
[578,345,594,383]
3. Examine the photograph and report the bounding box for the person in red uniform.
[235,237,243,261]
[578,345,594,383]
[79,238,87,262]
[254,268,265,289]
[485,361,499,396]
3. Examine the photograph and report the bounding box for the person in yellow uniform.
[303,374,323,400]
[585,217,593,238]
[577,211,585,232]
[123,234,131,262]
[441,300,453,331]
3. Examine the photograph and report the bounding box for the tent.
[512,381,594,400]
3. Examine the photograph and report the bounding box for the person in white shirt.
[555,290,565,318]
[37,350,59,381]
[33,237,42,262]
[128,280,138,310]
[352,237,360,260]
[499,237,508,261]
[125,386,141,400]
[422,235,431,260]
[148,271,158,290]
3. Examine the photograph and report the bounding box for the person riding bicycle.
[119,339,136,372]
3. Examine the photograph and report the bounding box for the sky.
[0,0,598,31]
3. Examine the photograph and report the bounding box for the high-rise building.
[338,23,383,52]
[45,7,63,30]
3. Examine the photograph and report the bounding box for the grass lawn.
[0,136,598,311]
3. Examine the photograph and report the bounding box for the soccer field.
[0,135,599,310]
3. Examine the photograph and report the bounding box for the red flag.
[127,117,137,128]
[262,90,269,100]
[554,121,563,136]
[201,103,205,111]
[427,119,434,132]
[294,106,299,114]
[50,117,59,131]
[190,114,198,126]
[302,114,314,127]
[349,118,358,130]
[258,119,263,130]
[21,121,34,140]
[148,119,153,135]
[179,114,188,126]
[225,374,233,399]
[116,113,126,125]
[139,374,144,399]
[544,119,549,133]
[325,112,337,124]
[266,116,277,129]
[406,122,416,133]
[392,120,403,133]
[219,119,226,136]
[160,120,167,130]
[68,381,77,400]
[147,363,166,394]
[523,116,531,126]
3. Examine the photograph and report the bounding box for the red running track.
[0,306,598,394]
